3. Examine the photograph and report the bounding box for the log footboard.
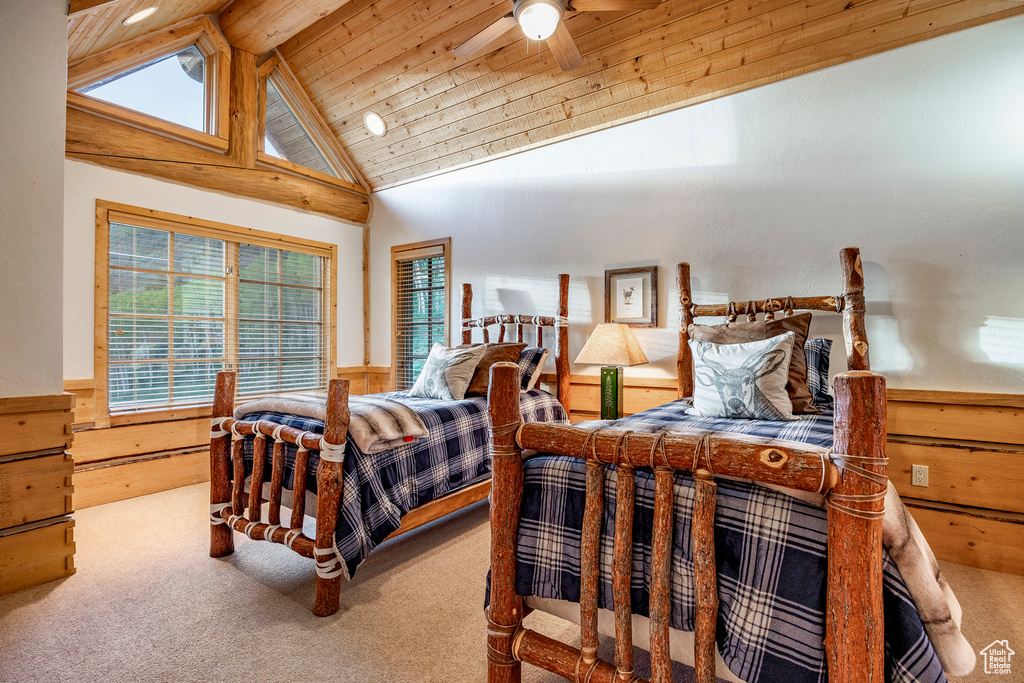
[209,372,350,617]
[485,362,888,683]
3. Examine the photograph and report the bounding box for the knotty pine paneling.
[280,0,1024,189]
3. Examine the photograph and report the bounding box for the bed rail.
[209,373,350,616]
[485,362,887,683]
[677,246,869,399]
[461,273,571,415]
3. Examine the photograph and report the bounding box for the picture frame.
[604,266,657,327]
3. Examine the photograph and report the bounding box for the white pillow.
[407,343,487,400]
[689,333,797,420]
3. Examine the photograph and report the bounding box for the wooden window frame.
[256,53,370,195]
[94,200,338,427]
[391,238,451,392]
[67,16,231,148]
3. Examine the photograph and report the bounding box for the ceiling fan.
[452,0,661,72]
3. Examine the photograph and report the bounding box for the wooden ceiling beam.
[68,0,122,15]
[218,0,356,54]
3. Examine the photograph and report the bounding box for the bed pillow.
[516,347,549,391]
[804,337,833,406]
[464,342,528,396]
[689,333,797,420]
[688,312,818,414]
[407,343,487,400]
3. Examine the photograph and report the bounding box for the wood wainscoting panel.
[904,501,1024,576]
[72,417,210,465]
[888,400,1024,445]
[888,437,1024,514]
[0,518,76,595]
[0,452,75,531]
[74,449,210,509]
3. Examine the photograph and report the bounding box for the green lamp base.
[600,366,624,420]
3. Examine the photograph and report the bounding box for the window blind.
[107,220,330,413]
[394,245,447,390]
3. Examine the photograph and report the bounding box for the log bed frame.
[486,248,888,683]
[208,275,571,616]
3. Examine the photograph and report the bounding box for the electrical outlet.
[911,464,929,487]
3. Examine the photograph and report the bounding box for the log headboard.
[460,273,571,414]
[676,246,869,398]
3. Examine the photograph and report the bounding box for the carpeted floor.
[0,484,1021,682]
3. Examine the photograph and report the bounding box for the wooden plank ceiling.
[69,0,1024,191]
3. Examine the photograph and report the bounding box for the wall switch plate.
[911,464,929,487]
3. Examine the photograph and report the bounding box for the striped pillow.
[516,347,549,391]
[804,337,833,406]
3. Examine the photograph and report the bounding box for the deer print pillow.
[688,333,798,420]
[407,343,487,400]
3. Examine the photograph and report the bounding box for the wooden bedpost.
[555,274,571,416]
[210,371,236,558]
[841,247,870,371]
[827,371,886,682]
[312,378,350,617]
[462,283,473,345]
[487,362,525,683]
[677,263,694,399]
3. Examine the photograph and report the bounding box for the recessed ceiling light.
[363,112,387,137]
[123,6,159,25]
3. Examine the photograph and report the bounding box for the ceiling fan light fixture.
[123,6,159,25]
[514,0,563,40]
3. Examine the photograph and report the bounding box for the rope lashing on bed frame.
[314,544,346,580]
[691,431,714,477]
[825,450,888,520]
[211,417,230,438]
[486,608,523,668]
[209,502,231,525]
[489,420,525,458]
[317,437,345,463]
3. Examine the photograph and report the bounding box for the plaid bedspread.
[512,400,947,683]
[237,389,566,578]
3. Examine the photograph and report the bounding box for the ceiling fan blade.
[453,13,517,57]
[570,0,661,9]
[547,21,584,71]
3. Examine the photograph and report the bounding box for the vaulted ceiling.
[68,0,1024,191]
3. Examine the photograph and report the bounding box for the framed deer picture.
[605,265,658,327]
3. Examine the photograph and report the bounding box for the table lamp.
[574,323,649,419]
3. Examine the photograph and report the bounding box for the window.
[263,79,337,178]
[98,202,336,418]
[392,239,450,391]
[77,45,207,132]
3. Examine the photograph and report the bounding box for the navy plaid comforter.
[512,400,946,683]
[237,389,566,578]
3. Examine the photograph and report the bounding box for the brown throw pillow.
[688,312,819,414]
[464,343,527,396]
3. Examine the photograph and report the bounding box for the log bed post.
[210,371,236,558]
[312,378,350,617]
[555,273,571,416]
[827,370,886,682]
[487,362,525,683]
[463,283,473,345]
[841,247,869,371]
[677,263,694,399]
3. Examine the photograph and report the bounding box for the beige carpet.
[0,485,1020,683]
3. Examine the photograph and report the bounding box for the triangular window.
[77,44,207,132]
[263,79,338,178]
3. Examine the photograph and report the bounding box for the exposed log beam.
[66,106,370,224]
[218,0,355,54]
[227,47,258,168]
[68,0,121,15]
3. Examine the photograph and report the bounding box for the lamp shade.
[574,323,649,367]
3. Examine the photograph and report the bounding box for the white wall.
[0,0,68,398]
[369,17,1024,393]
[64,160,366,380]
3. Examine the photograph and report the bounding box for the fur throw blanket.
[234,391,428,456]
